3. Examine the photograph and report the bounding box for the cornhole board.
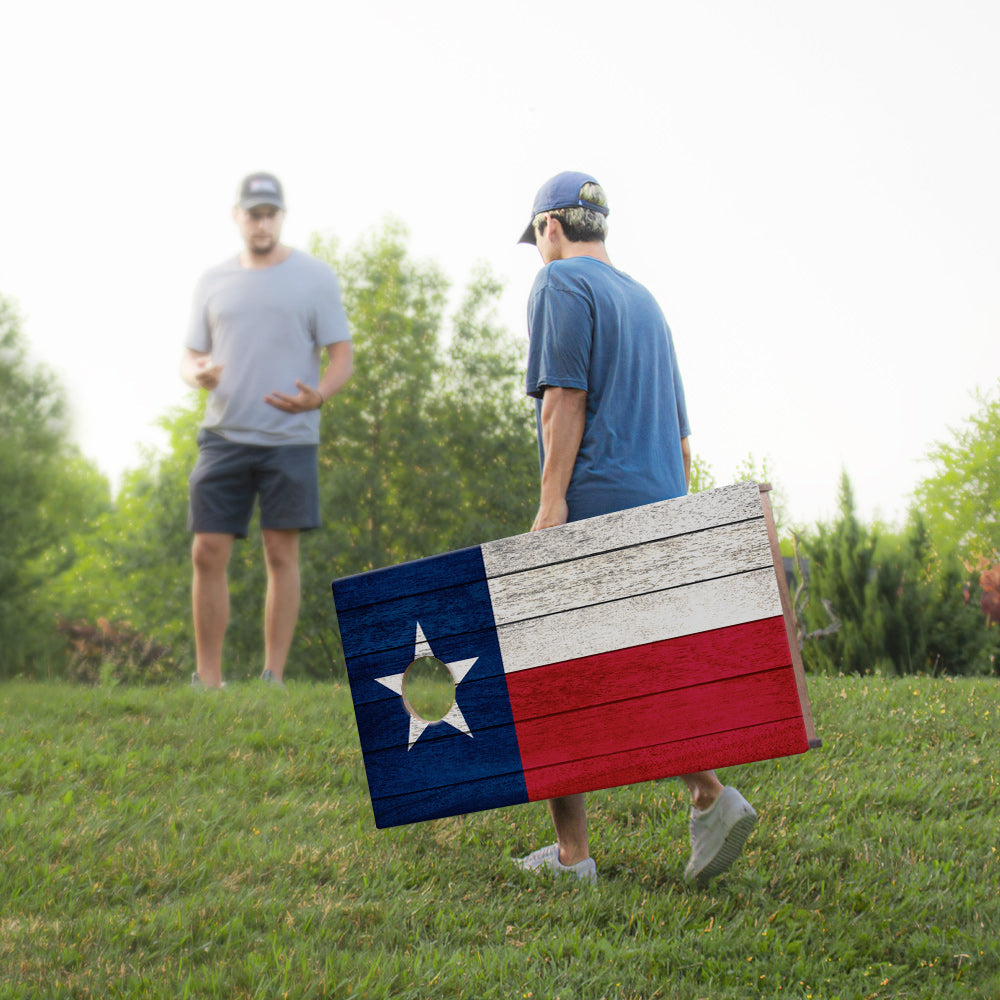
[332,481,818,829]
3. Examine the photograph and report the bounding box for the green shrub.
[797,472,999,676]
[57,617,180,685]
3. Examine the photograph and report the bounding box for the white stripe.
[481,481,764,577]
[491,568,782,674]
[483,518,772,627]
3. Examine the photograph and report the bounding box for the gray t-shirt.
[186,249,352,445]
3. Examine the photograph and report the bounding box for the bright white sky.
[2,0,997,529]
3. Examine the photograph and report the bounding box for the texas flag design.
[332,482,816,829]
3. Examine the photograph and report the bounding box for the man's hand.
[532,499,569,532]
[264,380,324,413]
[192,356,223,390]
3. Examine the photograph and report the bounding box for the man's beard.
[250,238,277,256]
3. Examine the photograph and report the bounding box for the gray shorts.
[187,429,321,538]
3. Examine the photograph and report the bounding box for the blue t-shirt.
[525,256,690,521]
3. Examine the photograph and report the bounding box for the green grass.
[0,674,996,999]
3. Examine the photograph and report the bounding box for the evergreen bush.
[797,473,998,676]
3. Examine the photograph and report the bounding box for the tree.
[434,262,540,546]
[64,223,538,681]
[688,452,788,538]
[0,294,111,676]
[54,400,203,665]
[914,381,1000,563]
[797,471,997,676]
[687,453,717,495]
[299,227,538,676]
[732,452,788,536]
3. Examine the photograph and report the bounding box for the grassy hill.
[0,674,996,999]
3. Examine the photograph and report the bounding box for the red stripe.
[513,663,803,770]
[525,716,808,801]
[507,616,791,722]
[505,618,807,799]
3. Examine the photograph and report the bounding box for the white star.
[375,622,478,750]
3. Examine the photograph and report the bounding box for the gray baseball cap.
[238,172,285,210]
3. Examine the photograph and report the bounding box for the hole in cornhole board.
[401,656,456,723]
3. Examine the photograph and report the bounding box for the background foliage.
[3,255,999,683]
[796,472,999,676]
[22,223,538,681]
[915,381,1000,564]
[0,295,111,675]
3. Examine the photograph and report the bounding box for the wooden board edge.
[482,481,765,577]
[758,483,821,747]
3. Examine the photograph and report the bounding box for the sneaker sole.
[513,849,597,883]
[693,812,757,886]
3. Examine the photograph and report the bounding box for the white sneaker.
[685,786,757,886]
[514,843,597,884]
[191,672,226,690]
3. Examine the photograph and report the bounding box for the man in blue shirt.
[515,171,756,886]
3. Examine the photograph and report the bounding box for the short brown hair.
[533,181,609,243]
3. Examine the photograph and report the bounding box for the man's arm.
[265,340,354,413]
[317,340,354,402]
[533,386,587,531]
[681,435,691,491]
[180,348,223,391]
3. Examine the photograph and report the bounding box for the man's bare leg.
[192,532,234,688]
[548,793,591,865]
[680,771,725,810]
[262,528,301,682]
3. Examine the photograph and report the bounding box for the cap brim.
[517,220,536,245]
[240,197,285,210]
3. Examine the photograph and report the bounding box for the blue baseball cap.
[518,170,610,244]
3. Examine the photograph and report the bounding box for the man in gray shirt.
[181,172,353,689]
